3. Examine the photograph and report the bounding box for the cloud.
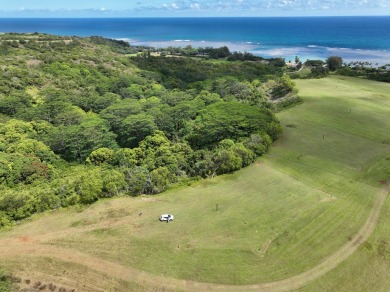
[136,0,388,12]
[191,3,201,9]
[269,0,388,10]
[162,3,180,10]
[0,7,118,17]
[137,1,256,12]
[0,0,387,16]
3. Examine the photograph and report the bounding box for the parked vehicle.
[159,214,174,222]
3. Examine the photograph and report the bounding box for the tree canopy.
[326,56,343,71]
[187,102,277,148]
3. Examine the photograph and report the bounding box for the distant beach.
[1,17,389,64]
[128,39,390,65]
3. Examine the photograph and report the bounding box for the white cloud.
[2,0,389,16]
[162,3,181,10]
[379,0,388,7]
[191,3,201,9]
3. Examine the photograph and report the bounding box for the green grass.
[301,193,390,291]
[1,75,389,289]
[0,268,14,292]
[289,67,311,78]
[51,163,363,284]
[202,58,232,64]
[1,256,146,291]
[290,76,390,291]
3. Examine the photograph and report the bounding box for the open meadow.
[0,76,389,291]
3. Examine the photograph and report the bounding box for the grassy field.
[288,67,311,78]
[293,76,390,292]
[0,76,389,291]
[301,189,390,292]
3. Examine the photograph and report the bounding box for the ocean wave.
[117,38,133,42]
[249,45,390,65]
[121,38,390,65]
[128,40,257,51]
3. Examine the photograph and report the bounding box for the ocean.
[1,17,389,64]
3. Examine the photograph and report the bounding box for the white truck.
[159,214,174,222]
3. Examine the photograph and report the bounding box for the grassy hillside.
[0,76,389,291]
[294,76,390,291]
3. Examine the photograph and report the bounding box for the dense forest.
[0,33,300,226]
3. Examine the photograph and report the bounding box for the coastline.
[128,39,390,65]
[1,17,389,65]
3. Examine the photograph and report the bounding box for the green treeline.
[0,33,297,226]
[338,62,390,82]
[130,55,285,89]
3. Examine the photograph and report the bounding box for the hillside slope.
[0,76,389,291]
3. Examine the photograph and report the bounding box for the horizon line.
[1,15,389,18]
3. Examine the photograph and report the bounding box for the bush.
[0,211,11,228]
[86,148,114,165]
[310,66,329,78]
[75,170,103,204]
[0,269,13,292]
[213,149,242,175]
[148,167,176,194]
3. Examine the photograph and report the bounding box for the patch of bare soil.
[141,197,161,202]
[17,277,75,292]
[27,59,42,66]
[260,238,274,258]
[320,196,337,203]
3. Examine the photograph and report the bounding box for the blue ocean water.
[1,17,389,64]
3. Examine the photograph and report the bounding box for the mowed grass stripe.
[294,77,390,144]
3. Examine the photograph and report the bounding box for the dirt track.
[0,187,387,291]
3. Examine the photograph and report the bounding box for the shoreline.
[126,39,390,65]
[1,17,389,65]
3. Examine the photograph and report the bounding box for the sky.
[0,0,389,17]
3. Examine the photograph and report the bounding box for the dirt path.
[0,187,387,291]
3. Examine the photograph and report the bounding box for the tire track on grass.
[0,187,387,291]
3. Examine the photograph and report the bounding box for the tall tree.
[326,56,343,71]
[119,113,157,148]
